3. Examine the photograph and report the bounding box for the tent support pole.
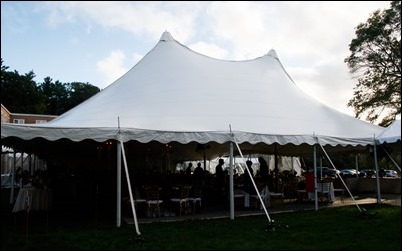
[274,144,279,192]
[229,125,272,223]
[320,157,323,178]
[313,144,318,211]
[203,148,207,172]
[233,142,272,223]
[229,142,234,220]
[10,151,16,204]
[381,145,401,171]
[355,155,359,178]
[373,138,382,204]
[318,143,362,212]
[116,141,122,227]
[119,140,141,235]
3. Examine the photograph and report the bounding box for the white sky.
[1,1,392,118]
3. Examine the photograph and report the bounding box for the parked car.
[315,167,339,178]
[378,169,399,178]
[385,169,399,178]
[359,169,376,178]
[339,169,359,177]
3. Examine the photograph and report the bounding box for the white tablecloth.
[235,186,269,208]
[12,186,51,212]
[308,182,335,202]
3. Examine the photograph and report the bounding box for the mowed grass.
[1,204,400,250]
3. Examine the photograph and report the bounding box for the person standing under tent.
[258,157,269,179]
[186,162,193,176]
[215,159,225,194]
[244,160,255,195]
[193,162,205,188]
[305,167,315,200]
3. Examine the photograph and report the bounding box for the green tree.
[344,1,401,126]
[38,77,69,115]
[38,79,100,115]
[1,59,45,114]
[64,82,100,112]
[2,59,101,115]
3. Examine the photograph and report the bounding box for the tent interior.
[1,135,381,218]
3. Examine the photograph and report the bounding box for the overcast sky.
[1,1,392,118]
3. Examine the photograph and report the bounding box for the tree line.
[1,58,100,115]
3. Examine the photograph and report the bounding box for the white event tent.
[1,31,384,146]
[1,31,385,230]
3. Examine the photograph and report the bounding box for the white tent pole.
[29,154,32,176]
[319,156,323,178]
[232,141,272,223]
[355,155,359,178]
[116,141,122,227]
[10,151,16,204]
[318,143,362,212]
[373,137,382,204]
[229,142,234,220]
[20,151,24,176]
[119,139,141,236]
[313,144,318,211]
[274,145,279,192]
[381,145,401,171]
[203,149,206,172]
[292,157,295,175]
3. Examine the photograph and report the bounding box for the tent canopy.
[1,31,384,158]
[377,119,401,144]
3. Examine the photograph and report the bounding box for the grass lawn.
[1,203,400,250]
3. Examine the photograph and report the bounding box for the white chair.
[170,185,191,216]
[333,188,345,203]
[297,189,308,202]
[188,186,202,214]
[318,182,331,203]
[269,189,284,207]
[144,186,163,217]
[250,185,271,209]
[234,189,246,208]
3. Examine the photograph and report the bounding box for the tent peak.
[267,49,278,59]
[160,31,174,42]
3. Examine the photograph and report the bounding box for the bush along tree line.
[1,58,100,115]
